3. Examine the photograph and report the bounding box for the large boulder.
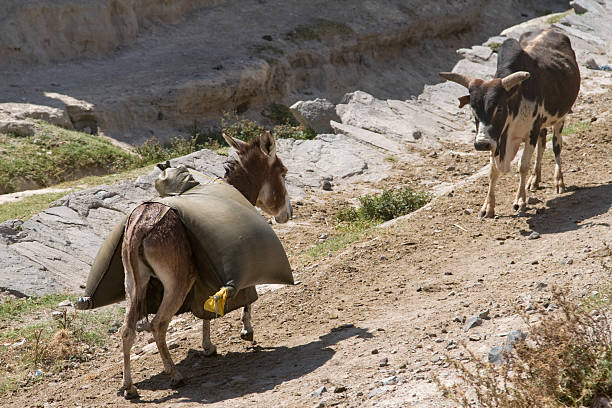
[290,98,340,134]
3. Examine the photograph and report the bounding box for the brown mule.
[120,131,292,399]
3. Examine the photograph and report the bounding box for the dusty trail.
[2,87,611,407]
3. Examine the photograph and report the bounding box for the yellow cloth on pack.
[204,287,229,316]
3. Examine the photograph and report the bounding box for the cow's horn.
[439,72,473,89]
[501,71,530,91]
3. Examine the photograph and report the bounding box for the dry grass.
[436,288,612,407]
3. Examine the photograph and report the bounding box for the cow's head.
[440,71,530,153]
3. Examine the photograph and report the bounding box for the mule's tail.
[122,204,165,322]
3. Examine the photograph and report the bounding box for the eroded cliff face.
[0,0,225,65]
[0,0,568,143]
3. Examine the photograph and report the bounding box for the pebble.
[464,208,474,215]
[368,386,390,399]
[333,385,347,393]
[561,258,574,265]
[528,231,541,240]
[468,335,481,341]
[321,180,332,191]
[379,357,389,367]
[371,348,379,354]
[381,376,397,385]
[311,386,326,397]
[463,316,483,332]
[58,299,72,307]
[478,309,490,320]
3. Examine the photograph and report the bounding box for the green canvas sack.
[76,166,293,319]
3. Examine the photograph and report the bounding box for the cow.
[440,29,580,218]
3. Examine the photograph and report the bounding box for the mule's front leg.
[479,162,499,218]
[201,319,217,356]
[513,142,535,213]
[240,304,254,341]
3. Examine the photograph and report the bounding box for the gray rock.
[58,299,72,307]
[528,231,541,240]
[321,180,332,191]
[333,385,347,393]
[463,315,483,332]
[478,309,490,320]
[457,45,494,62]
[0,119,35,137]
[310,386,326,398]
[505,330,527,346]
[379,357,389,367]
[381,376,397,385]
[570,0,606,15]
[586,57,601,69]
[368,386,390,399]
[488,345,507,364]
[290,98,340,134]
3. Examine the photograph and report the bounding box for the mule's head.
[223,131,292,223]
[439,71,530,153]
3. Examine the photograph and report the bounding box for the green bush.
[337,187,431,223]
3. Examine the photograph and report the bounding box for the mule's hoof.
[240,330,254,342]
[122,385,139,400]
[202,345,217,357]
[479,209,494,219]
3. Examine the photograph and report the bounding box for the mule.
[119,131,292,399]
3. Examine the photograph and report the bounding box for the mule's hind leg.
[240,304,254,341]
[143,210,196,388]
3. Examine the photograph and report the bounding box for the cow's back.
[496,29,579,119]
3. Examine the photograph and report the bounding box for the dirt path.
[3,88,612,407]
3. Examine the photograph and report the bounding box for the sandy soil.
[2,89,611,408]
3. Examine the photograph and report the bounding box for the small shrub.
[488,42,501,53]
[262,103,299,126]
[273,124,316,140]
[337,187,431,223]
[221,115,265,142]
[436,287,612,408]
[547,9,574,24]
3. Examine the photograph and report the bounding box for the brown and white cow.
[440,29,580,218]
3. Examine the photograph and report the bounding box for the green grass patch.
[547,9,574,24]
[0,123,135,194]
[0,294,124,396]
[301,222,374,262]
[285,18,354,43]
[336,187,431,223]
[221,114,315,142]
[0,191,70,222]
[562,120,591,136]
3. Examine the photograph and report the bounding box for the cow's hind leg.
[240,304,254,341]
[143,210,196,388]
[527,128,547,191]
[552,120,566,193]
[513,138,536,213]
[479,159,499,218]
[201,319,217,356]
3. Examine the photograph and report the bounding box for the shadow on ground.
[526,182,612,234]
[133,324,372,404]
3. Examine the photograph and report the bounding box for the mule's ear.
[222,132,248,150]
[258,130,276,158]
[458,95,470,108]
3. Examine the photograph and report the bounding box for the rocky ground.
[1,1,612,407]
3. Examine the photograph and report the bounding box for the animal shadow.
[134,324,372,404]
[526,182,612,234]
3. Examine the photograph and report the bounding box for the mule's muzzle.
[474,140,491,151]
[274,199,293,224]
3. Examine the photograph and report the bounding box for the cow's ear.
[458,95,470,108]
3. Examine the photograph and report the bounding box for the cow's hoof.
[240,330,254,342]
[556,184,566,194]
[170,376,185,389]
[122,385,139,400]
[202,344,217,357]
